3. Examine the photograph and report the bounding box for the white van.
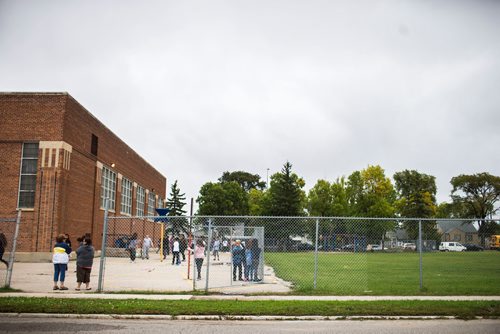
[439,242,466,252]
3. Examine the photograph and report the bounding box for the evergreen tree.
[165,180,188,235]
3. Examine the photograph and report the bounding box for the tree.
[346,165,396,246]
[197,181,249,216]
[263,161,306,217]
[261,162,307,248]
[248,188,266,216]
[166,180,187,216]
[450,172,500,246]
[393,170,440,240]
[165,180,188,235]
[219,171,266,192]
[308,180,334,217]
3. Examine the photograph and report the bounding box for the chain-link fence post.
[314,218,319,290]
[5,210,21,288]
[418,219,423,290]
[204,218,212,292]
[97,198,109,292]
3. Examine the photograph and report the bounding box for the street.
[0,317,499,334]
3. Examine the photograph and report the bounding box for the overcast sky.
[1,0,499,208]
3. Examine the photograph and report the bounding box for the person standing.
[75,237,94,290]
[0,232,8,268]
[52,234,72,290]
[172,237,180,265]
[127,233,138,263]
[142,235,152,260]
[251,239,262,281]
[244,239,253,281]
[232,240,244,281]
[212,238,220,261]
[193,239,205,280]
[179,234,187,262]
[162,235,170,259]
[222,239,229,252]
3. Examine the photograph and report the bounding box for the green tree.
[219,171,266,192]
[347,165,396,246]
[248,188,266,216]
[393,170,440,240]
[166,180,187,216]
[165,180,188,235]
[263,161,306,217]
[261,162,307,248]
[197,181,249,216]
[308,180,334,217]
[450,172,500,245]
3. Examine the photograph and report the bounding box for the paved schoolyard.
[4,251,291,294]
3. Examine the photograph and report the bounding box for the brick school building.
[0,92,166,252]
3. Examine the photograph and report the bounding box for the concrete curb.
[0,313,474,321]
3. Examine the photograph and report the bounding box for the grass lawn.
[265,251,500,295]
[0,297,498,318]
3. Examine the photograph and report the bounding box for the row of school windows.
[17,143,163,217]
[100,166,164,216]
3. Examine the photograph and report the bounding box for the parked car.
[367,244,383,251]
[462,243,484,251]
[403,243,416,251]
[340,244,354,251]
[439,242,466,252]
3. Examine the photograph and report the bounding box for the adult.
[194,239,205,280]
[0,232,8,268]
[232,240,244,281]
[127,233,138,263]
[75,237,94,290]
[251,239,262,281]
[179,234,187,262]
[162,235,170,259]
[142,235,152,260]
[52,234,72,290]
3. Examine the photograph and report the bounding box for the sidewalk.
[1,292,499,301]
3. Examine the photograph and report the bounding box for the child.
[52,234,72,290]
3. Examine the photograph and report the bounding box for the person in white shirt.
[142,235,152,260]
[172,237,180,265]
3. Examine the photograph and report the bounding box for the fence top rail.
[106,215,499,222]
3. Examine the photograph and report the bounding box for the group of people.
[232,239,261,282]
[126,233,154,262]
[158,234,188,265]
[52,233,94,291]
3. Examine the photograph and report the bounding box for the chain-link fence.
[99,214,500,295]
[0,211,22,288]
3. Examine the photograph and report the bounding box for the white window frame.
[136,186,145,216]
[120,177,133,215]
[148,192,155,218]
[101,166,116,211]
[17,142,39,208]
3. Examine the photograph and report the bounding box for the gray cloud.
[1,0,499,205]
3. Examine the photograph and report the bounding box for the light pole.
[266,168,270,188]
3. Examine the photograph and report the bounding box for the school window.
[157,197,163,209]
[120,177,132,215]
[136,186,145,216]
[91,134,98,156]
[18,142,39,208]
[101,166,116,211]
[465,233,473,242]
[148,192,155,217]
[453,234,461,241]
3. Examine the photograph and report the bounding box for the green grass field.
[265,251,500,295]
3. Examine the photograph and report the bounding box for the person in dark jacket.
[251,239,262,281]
[75,237,95,290]
[0,232,8,268]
